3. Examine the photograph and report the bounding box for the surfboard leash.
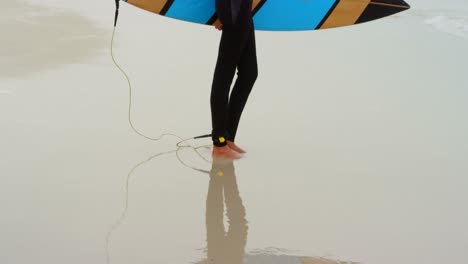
[114,0,119,27]
[111,0,213,146]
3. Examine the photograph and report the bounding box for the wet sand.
[1,0,467,263]
[0,0,108,78]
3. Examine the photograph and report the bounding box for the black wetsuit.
[211,0,258,147]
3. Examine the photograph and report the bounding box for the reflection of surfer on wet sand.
[105,152,359,264]
[195,159,360,264]
[196,159,248,264]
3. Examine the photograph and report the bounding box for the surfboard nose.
[356,0,411,24]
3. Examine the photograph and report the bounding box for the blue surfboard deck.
[123,0,411,31]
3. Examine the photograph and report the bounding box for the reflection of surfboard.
[123,0,410,31]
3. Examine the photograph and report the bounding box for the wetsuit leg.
[211,27,250,146]
[226,25,257,142]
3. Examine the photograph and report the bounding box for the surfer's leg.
[211,28,245,148]
[211,30,238,147]
[226,27,258,143]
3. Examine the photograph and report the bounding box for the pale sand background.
[1,0,467,263]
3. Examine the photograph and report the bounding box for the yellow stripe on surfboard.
[320,0,370,29]
[127,0,169,14]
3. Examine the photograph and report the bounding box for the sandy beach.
[1,0,467,263]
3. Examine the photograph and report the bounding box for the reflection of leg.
[211,29,244,146]
[222,162,248,263]
[206,168,225,261]
[227,26,258,142]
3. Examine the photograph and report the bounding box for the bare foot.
[227,141,247,154]
[212,145,242,160]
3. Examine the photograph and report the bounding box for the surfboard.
[122,0,410,31]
